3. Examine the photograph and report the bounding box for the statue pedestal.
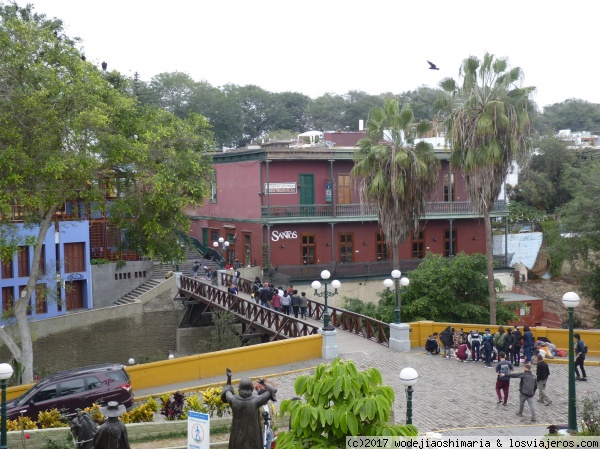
[389,323,411,352]
[319,329,338,359]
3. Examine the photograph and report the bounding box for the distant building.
[556,129,600,148]
[186,132,509,280]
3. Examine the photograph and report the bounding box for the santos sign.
[271,230,297,242]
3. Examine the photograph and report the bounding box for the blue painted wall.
[0,221,92,323]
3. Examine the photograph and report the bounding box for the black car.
[5,363,134,422]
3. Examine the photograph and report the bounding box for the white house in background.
[556,129,600,147]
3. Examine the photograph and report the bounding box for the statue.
[221,369,277,449]
[93,401,130,449]
[70,410,96,449]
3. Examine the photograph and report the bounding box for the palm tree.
[437,53,535,324]
[352,99,440,270]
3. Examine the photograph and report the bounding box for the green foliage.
[200,387,230,417]
[277,359,417,448]
[539,220,570,278]
[539,99,600,134]
[37,409,69,428]
[197,310,242,353]
[507,202,548,224]
[44,434,75,449]
[121,401,155,424]
[90,258,111,265]
[579,392,600,435]
[6,416,37,431]
[400,253,515,324]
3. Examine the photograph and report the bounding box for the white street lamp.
[0,363,14,449]
[312,270,340,330]
[399,367,418,425]
[562,291,580,432]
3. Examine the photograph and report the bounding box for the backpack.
[470,330,479,339]
[584,345,588,354]
[498,361,510,381]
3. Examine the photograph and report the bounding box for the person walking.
[440,326,454,359]
[299,292,309,319]
[536,354,552,406]
[508,363,538,422]
[523,325,535,363]
[495,351,514,406]
[192,261,200,279]
[574,333,587,381]
[281,290,291,315]
[290,290,301,318]
[512,326,523,366]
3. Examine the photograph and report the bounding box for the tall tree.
[0,3,214,381]
[352,99,440,271]
[540,98,600,134]
[437,53,535,324]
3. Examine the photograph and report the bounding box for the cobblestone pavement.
[138,342,598,436]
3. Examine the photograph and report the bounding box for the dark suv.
[5,363,134,422]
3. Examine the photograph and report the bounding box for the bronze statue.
[70,410,96,449]
[93,401,130,449]
[221,369,277,449]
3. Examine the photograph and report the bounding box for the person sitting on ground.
[425,334,440,355]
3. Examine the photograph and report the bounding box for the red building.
[186,132,508,280]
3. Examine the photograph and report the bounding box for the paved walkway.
[146,277,599,436]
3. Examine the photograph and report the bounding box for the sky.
[31,0,600,110]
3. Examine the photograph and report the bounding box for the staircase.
[152,242,220,280]
[114,279,164,305]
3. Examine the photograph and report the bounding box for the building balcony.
[261,201,507,223]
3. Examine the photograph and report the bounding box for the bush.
[160,391,186,420]
[6,416,37,431]
[121,402,155,424]
[580,391,600,435]
[200,387,230,417]
[82,403,105,425]
[37,409,68,428]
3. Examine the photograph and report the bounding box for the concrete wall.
[92,260,154,308]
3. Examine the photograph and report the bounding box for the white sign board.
[188,411,210,449]
[264,182,297,194]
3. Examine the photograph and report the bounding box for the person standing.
[233,258,241,269]
[536,354,552,406]
[440,326,454,359]
[233,268,240,286]
[504,328,515,363]
[192,261,200,279]
[468,329,481,362]
[574,333,587,381]
[299,292,309,319]
[512,326,523,366]
[508,363,538,422]
[481,329,494,367]
[523,326,535,363]
[271,289,281,312]
[495,351,514,406]
[494,326,506,355]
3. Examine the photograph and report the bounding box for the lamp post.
[213,237,230,264]
[0,363,14,449]
[311,270,341,331]
[562,291,580,432]
[383,270,410,324]
[399,367,418,425]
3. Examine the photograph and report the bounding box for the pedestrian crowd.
[424,325,589,422]
[250,278,309,319]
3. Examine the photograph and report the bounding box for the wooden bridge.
[178,274,391,347]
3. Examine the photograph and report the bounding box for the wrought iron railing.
[179,276,319,339]
[272,260,421,281]
[262,200,507,219]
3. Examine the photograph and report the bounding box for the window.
[210,170,217,203]
[210,229,219,243]
[301,235,316,265]
[339,233,353,263]
[59,378,86,396]
[33,384,58,403]
[2,287,14,313]
[337,174,351,204]
[376,232,389,260]
[444,229,457,257]
[443,173,455,202]
[520,304,531,316]
[412,231,425,259]
[38,245,46,275]
[86,376,102,390]
[17,246,29,277]
[64,243,85,273]
[1,258,12,279]
[35,284,48,314]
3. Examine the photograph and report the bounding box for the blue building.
[1,221,92,322]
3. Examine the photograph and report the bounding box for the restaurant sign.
[264,182,297,194]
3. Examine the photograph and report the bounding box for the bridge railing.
[179,276,319,340]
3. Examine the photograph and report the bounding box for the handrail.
[177,232,224,268]
[179,276,319,340]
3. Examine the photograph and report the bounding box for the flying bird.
[427,60,439,70]
[101,61,107,71]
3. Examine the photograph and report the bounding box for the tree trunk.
[484,209,497,325]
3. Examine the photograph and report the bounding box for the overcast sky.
[31,0,600,110]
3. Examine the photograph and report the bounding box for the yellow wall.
[408,321,600,357]
[125,334,322,390]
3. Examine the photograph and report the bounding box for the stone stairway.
[114,279,164,305]
[152,242,220,280]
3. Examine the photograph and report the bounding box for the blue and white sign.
[188,411,210,449]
